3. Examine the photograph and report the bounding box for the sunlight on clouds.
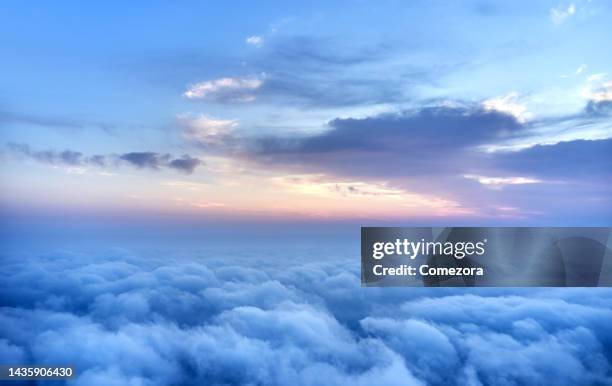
[183,76,263,101]
[464,174,542,189]
[160,180,209,191]
[272,174,469,216]
[582,81,612,102]
[178,114,237,147]
[482,93,531,123]
[272,174,406,199]
[479,116,612,153]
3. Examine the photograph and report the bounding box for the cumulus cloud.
[1,248,611,385]
[5,143,203,174]
[246,35,264,47]
[183,76,263,102]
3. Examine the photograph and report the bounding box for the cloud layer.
[5,143,203,174]
[1,246,611,385]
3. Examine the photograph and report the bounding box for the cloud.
[5,143,203,175]
[493,138,612,180]
[178,114,238,148]
[182,36,429,108]
[575,64,587,75]
[463,174,543,189]
[246,35,264,47]
[583,81,612,103]
[183,76,263,102]
[168,155,202,174]
[585,100,612,117]
[248,105,522,180]
[271,174,465,215]
[1,248,611,385]
[0,109,115,133]
[482,92,531,123]
[241,102,611,184]
[119,152,170,170]
[551,3,576,25]
[216,101,611,221]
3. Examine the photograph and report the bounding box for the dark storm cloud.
[1,248,611,385]
[5,143,203,175]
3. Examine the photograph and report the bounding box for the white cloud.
[246,35,264,47]
[178,114,238,146]
[464,174,542,189]
[587,73,607,83]
[582,81,612,102]
[482,93,531,123]
[183,76,263,102]
[575,64,587,75]
[550,3,576,25]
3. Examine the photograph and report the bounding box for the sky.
[1,0,611,229]
[1,3,612,385]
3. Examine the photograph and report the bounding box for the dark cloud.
[250,105,522,178]
[119,152,171,170]
[167,155,203,174]
[585,100,612,117]
[243,103,612,187]
[5,143,203,175]
[495,138,612,179]
[1,247,611,385]
[259,105,522,153]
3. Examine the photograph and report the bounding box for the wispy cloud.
[178,114,238,148]
[550,3,576,25]
[183,76,263,102]
[482,93,531,123]
[5,143,203,174]
[463,174,542,189]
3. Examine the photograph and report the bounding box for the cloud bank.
[1,247,611,385]
[5,143,203,174]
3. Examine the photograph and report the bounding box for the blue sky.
[1,0,611,227]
